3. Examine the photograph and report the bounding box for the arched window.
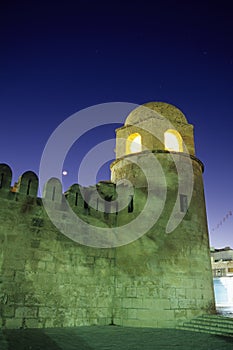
[164,129,183,152]
[126,133,142,154]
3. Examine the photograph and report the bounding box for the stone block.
[15,306,38,318]
[25,318,43,328]
[38,307,54,318]
[37,261,46,270]
[2,306,15,317]
[121,298,132,308]
[45,262,56,273]
[141,298,154,309]
[185,288,202,299]
[178,299,197,309]
[131,298,143,308]
[5,318,22,329]
[175,288,186,298]
[156,298,171,310]
[169,298,179,309]
[127,308,137,319]
[125,287,137,298]
[113,308,127,319]
[174,309,187,319]
[136,287,149,297]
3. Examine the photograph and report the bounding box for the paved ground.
[1,326,233,350]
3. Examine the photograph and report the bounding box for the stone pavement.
[1,326,233,350]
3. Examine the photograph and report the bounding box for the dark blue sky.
[0,0,232,248]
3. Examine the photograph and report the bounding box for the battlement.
[0,164,38,198]
[0,163,136,229]
[0,153,205,232]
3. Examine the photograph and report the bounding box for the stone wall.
[0,162,215,329]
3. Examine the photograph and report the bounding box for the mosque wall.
[0,160,215,329]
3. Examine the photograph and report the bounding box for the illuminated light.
[130,135,141,153]
[164,129,183,152]
[126,133,142,154]
[62,170,68,176]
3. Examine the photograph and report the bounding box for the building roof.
[213,247,233,252]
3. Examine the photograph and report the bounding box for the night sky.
[0,0,232,248]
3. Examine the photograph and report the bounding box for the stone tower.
[109,101,215,326]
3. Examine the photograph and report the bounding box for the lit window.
[164,129,183,152]
[126,133,142,154]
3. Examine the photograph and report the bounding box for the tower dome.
[125,102,188,126]
[112,101,195,163]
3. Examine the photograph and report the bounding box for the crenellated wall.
[0,161,215,329]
